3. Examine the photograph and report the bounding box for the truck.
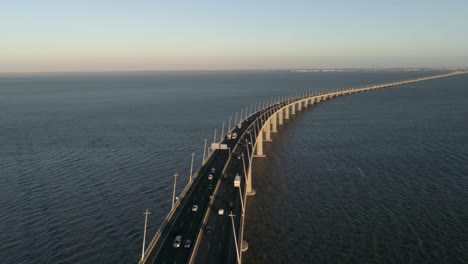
[234,174,241,188]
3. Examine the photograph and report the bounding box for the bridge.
[138,71,466,264]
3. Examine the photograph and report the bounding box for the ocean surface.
[0,71,466,264]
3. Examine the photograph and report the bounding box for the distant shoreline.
[1,67,465,76]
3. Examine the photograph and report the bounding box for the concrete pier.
[264,119,271,141]
[271,113,277,132]
[255,130,264,157]
[246,165,255,195]
[278,109,283,125]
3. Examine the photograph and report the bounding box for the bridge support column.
[246,164,255,195]
[255,131,264,157]
[316,97,320,103]
[285,106,290,119]
[271,113,277,132]
[304,99,308,107]
[264,119,271,141]
[278,109,283,125]
[291,103,296,115]
[298,101,302,111]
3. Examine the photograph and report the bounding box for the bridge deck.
[140,71,467,264]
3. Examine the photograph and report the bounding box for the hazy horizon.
[2,1,468,73]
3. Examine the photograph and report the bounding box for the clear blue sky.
[1,0,467,72]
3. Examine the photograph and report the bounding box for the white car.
[192,205,198,212]
[173,235,182,248]
[211,168,216,173]
[218,209,224,215]
[208,174,213,180]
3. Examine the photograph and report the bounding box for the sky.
[1,0,468,72]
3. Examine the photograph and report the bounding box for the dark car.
[184,239,192,248]
[208,184,213,190]
[205,226,213,234]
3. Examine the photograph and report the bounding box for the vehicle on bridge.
[234,174,241,187]
[184,239,192,248]
[173,235,182,248]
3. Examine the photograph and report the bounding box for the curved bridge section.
[139,71,466,264]
[243,71,465,196]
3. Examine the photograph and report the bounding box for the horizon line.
[1,67,466,75]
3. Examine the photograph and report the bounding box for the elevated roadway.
[139,70,467,264]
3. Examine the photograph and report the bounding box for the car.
[173,235,182,248]
[223,174,228,179]
[208,174,213,180]
[184,239,192,248]
[208,184,213,190]
[205,226,212,234]
[211,168,216,173]
[218,209,224,215]
[192,205,198,212]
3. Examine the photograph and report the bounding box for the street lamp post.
[203,139,207,164]
[213,129,217,144]
[190,152,195,183]
[172,172,178,210]
[141,208,150,262]
[229,212,241,264]
[228,116,232,132]
[221,121,225,141]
